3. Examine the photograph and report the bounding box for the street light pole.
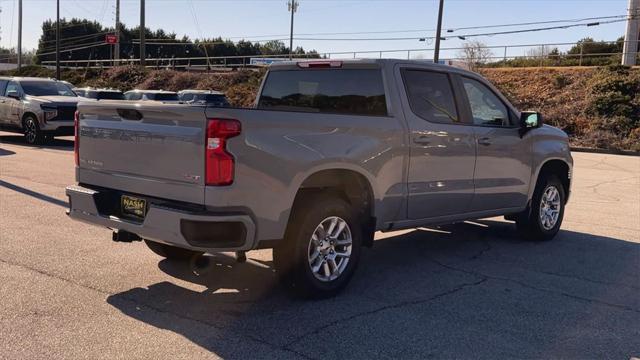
[140,0,146,67]
[17,0,22,69]
[115,0,120,64]
[288,0,299,60]
[433,0,444,63]
[622,0,639,66]
[56,0,60,79]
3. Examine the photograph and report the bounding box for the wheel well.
[537,160,570,203]
[293,169,376,246]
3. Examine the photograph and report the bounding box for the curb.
[570,147,640,156]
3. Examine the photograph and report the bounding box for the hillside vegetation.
[481,66,639,151]
[3,65,637,151]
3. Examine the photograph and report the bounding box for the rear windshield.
[152,93,178,101]
[93,91,124,100]
[258,69,387,116]
[21,81,76,97]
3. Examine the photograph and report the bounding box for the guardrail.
[2,39,637,70]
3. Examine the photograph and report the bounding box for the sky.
[0,0,630,60]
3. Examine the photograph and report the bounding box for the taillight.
[206,119,241,186]
[297,61,342,68]
[74,110,79,166]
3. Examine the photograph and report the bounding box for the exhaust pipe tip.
[112,229,142,243]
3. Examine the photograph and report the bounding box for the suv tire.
[516,175,566,241]
[23,115,44,145]
[273,192,362,298]
[144,240,203,260]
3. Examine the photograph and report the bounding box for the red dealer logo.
[105,34,118,44]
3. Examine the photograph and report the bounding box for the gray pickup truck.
[66,59,573,298]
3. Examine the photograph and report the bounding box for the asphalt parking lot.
[1,132,639,359]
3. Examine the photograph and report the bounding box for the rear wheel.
[273,193,362,298]
[516,175,566,241]
[144,240,203,260]
[23,115,44,145]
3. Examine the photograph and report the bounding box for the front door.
[458,76,532,211]
[397,67,476,220]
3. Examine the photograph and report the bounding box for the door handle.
[478,137,492,146]
[413,135,431,145]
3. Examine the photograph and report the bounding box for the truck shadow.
[106,220,640,358]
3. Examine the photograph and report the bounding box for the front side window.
[402,69,459,123]
[179,93,194,102]
[461,77,510,127]
[258,69,387,116]
[20,81,76,97]
[5,81,20,96]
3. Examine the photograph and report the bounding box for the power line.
[293,18,631,41]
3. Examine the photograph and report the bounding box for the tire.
[516,175,566,241]
[144,240,203,260]
[23,115,44,145]
[273,192,362,299]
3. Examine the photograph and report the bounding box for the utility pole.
[115,0,120,64]
[56,0,60,79]
[17,0,22,69]
[140,0,146,67]
[288,0,299,60]
[622,0,639,66]
[433,0,444,63]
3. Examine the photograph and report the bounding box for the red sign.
[105,34,118,44]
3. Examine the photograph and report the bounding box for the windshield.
[21,81,77,97]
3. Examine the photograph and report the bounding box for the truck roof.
[124,89,177,94]
[269,58,475,76]
[0,76,66,82]
[178,89,225,95]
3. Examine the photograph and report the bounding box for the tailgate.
[77,101,207,204]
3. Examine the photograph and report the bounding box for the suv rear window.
[258,69,387,116]
[153,93,178,101]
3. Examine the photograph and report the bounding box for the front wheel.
[516,175,566,241]
[273,193,362,298]
[144,240,203,260]
[23,115,44,145]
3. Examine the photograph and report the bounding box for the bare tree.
[456,40,493,71]
[527,45,553,59]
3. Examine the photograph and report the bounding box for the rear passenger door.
[397,67,476,219]
[457,75,532,211]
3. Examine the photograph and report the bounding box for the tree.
[457,40,493,71]
[34,18,318,65]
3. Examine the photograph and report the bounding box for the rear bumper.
[65,184,257,252]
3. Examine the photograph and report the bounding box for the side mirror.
[520,111,543,129]
[6,90,21,100]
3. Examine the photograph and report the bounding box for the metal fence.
[1,39,637,71]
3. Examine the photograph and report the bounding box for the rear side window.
[402,70,459,124]
[258,69,387,116]
[125,92,142,100]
